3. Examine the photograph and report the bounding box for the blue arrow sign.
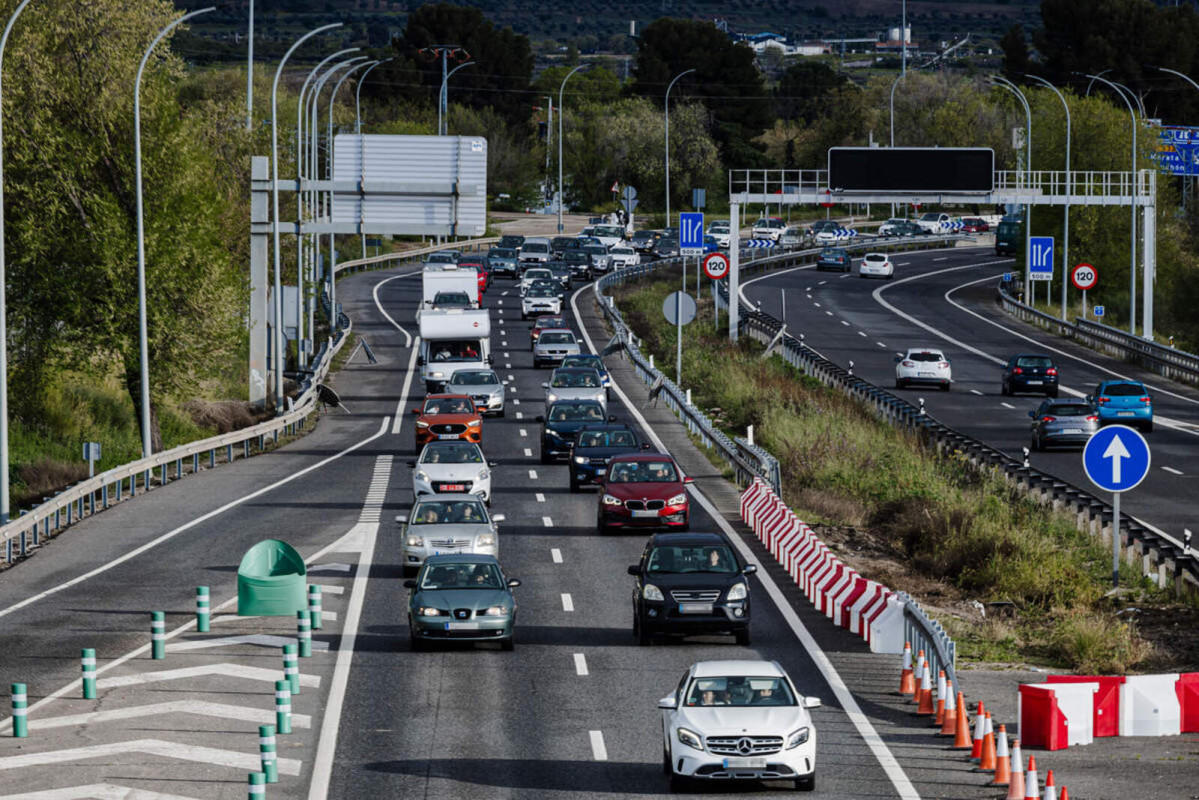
[1094,305,1105,318]
[1029,236,1054,279]
[745,239,776,249]
[680,212,705,250]
[1083,425,1151,493]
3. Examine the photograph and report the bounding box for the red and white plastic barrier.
[1019,682,1099,750]
[739,479,905,654]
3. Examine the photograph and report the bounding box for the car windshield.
[822,249,846,257]
[449,371,497,386]
[561,356,602,370]
[1048,404,1092,417]
[908,351,945,362]
[659,238,679,248]
[1016,356,1054,368]
[410,498,488,525]
[865,255,886,262]
[490,248,517,258]
[434,292,472,305]
[608,460,678,483]
[783,228,802,236]
[1103,383,1147,396]
[419,561,503,590]
[420,442,484,464]
[578,430,636,448]
[552,371,600,388]
[549,266,571,277]
[539,332,575,345]
[429,341,481,362]
[632,231,654,241]
[528,286,558,298]
[611,246,633,254]
[595,225,623,238]
[524,269,552,280]
[710,224,729,232]
[885,218,904,226]
[549,403,605,422]
[583,246,607,255]
[552,238,575,249]
[563,251,587,262]
[648,544,736,574]
[535,317,566,329]
[423,397,476,415]
[428,253,455,263]
[522,243,549,254]
[920,213,941,221]
[685,676,796,707]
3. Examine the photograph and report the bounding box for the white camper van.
[418,309,492,393]
[421,265,479,309]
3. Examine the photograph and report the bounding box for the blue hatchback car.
[1090,380,1153,432]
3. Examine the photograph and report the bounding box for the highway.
[741,245,1199,544]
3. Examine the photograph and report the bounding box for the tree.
[999,24,1029,82]
[533,65,622,106]
[631,18,771,166]
[776,61,847,123]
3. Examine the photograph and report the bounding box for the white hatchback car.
[660,660,820,791]
[409,440,496,503]
[895,347,952,391]
[858,252,894,279]
[607,244,641,268]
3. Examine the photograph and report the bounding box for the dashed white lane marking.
[551,548,563,563]
[1163,466,1183,475]
[508,374,515,381]
[840,273,851,278]
[543,516,554,527]
[971,389,985,396]
[513,398,520,405]
[497,299,503,305]
[535,493,546,502]
[524,448,533,457]
[516,412,523,419]
[1001,402,1015,409]
[818,280,827,285]
[561,592,573,611]
[509,386,517,393]
[574,653,589,676]
[502,290,509,296]
[506,363,512,368]
[933,257,948,261]
[504,352,511,358]
[825,311,834,316]
[498,309,504,315]
[813,302,821,308]
[840,320,850,326]
[529,470,538,479]
[804,286,812,292]
[876,342,886,348]
[502,341,508,346]
[896,261,910,266]
[589,730,608,761]
[858,331,868,337]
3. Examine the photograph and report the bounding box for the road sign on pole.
[1083,424,1151,587]
[1029,236,1054,281]
[1071,263,1097,291]
[680,211,704,256]
[1094,305,1105,318]
[664,290,697,388]
[702,252,730,280]
[691,188,706,209]
[621,185,638,218]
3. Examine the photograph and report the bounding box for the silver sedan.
[1029,399,1099,451]
[542,367,607,414]
[447,369,507,417]
[398,494,504,575]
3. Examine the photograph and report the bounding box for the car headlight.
[415,421,429,428]
[416,606,443,617]
[602,494,622,506]
[667,493,687,507]
[478,605,509,617]
[405,534,423,548]
[676,727,702,750]
[642,583,664,602]
[574,456,588,464]
[477,468,490,481]
[413,470,430,483]
[786,728,810,749]
[547,393,559,403]
[431,372,444,378]
[727,581,748,601]
[468,418,480,427]
[475,533,496,548]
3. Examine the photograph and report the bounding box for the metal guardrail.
[899,592,957,689]
[997,278,1199,386]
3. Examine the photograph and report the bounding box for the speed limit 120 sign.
[702,252,730,280]
[1071,263,1098,291]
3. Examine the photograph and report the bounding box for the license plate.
[722,757,767,768]
[679,602,713,614]
[1117,411,1134,417]
[438,434,459,440]
[1063,429,1084,434]
[1026,380,1043,385]
[445,622,480,630]
[918,372,936,377]
[441,484,465,492]
[631,509,658,518]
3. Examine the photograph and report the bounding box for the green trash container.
[237,539,307,616]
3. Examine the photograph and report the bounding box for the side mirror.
[1028,411,1036,419]
[1085,395,1093,403]
[541,382,550,389]
[893,356,901,363]
[803,697,822,709]
[416,356,426,366]
[743,564,758,575]
[608,415,617,422]
[492,514,506,523]
[641,442,652,450]
[507,578,521,588]
[627,565,640,576]
[658,695,678,710]
[403,579,417,589]
[395,515,408,524]
[683,476,694,484]
[488,461,498,468]
[535,415,545,423]
[411,408,421,415]
[406,460,417,468]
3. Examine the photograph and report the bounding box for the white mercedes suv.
[659,660,820,791]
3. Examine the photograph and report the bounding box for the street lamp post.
[271,23,342,413]
[992,75,1033,304]
[557,64,590,234]
[0,0,33,523]
[664,68,696,228]
[134,7,216,458]
[246,0,254,130]
[1084,73,1139,336]
[440,61,475,135]
[1026,75,1072,322]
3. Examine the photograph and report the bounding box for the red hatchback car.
[960,217,990,233]
[596,453,692,534]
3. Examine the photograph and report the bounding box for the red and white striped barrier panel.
[738,479,906,654]
[1019,682,1099,750]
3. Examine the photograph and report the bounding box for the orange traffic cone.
[1005,739,1025,800]
[990,724,1012,786]
[1059,787,1069,800]
[1024,755,1040,800]
[976,713,996,771]
[1041,768,1057,800]
[916,667,935,715]
[911,650,926,703]
[939,682,958,735]
[951,692,972,749]
[933,672,948,726]
[898,642,915,696]
[970,700,987,760]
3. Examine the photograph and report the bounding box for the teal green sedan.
[405,554,520,651]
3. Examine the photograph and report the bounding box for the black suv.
[562,249,592,279]
[1001,353,1059,397]
[628,532,756,646]
[499,234,525,250]
[537,401,614,463]
[550,236,581,257]
[815,247,851,272]
[568,423,647,491]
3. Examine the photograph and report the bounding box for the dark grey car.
[1029,399,1099,451]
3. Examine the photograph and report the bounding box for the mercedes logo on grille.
[736,737,753,755]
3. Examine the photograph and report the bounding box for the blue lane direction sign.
[680,212,704,256]
[1094,305,1105,318]
[1029,236,1054,281]
[1083,425,1151,493]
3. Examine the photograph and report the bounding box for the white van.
[519,237,553,264]
[418,309,492,393]
[421,265,479,309]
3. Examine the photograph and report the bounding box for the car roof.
[905,346,945,353]
[426,393,474,401]
[651,531,731,548]
[552,367,600,375]
[1099,379,1145,387]
[1012,353,1053,359]
[534,316,566,324]
[610,452,674,463]
[564,353,600,360]
[548,399,603,409]
[577,423,634,432]
[691,660,784,678]
[424,553,498,565]
[538,328,575,336]
[414,492,485,501]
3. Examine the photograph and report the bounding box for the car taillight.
[1046,368,1058,376]
[1040,416,1056,422]
[938,362,949,369]
[902,361,915,367]
[1141,396,1152,404]
[1097,396,1109,404]
[1012,367,1023,375]
[1086,415,1099,421]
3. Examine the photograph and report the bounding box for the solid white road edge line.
[570,283,921,800]
[392,340,421,435]
[372,270,424,348]
[1162,466,1183,475]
